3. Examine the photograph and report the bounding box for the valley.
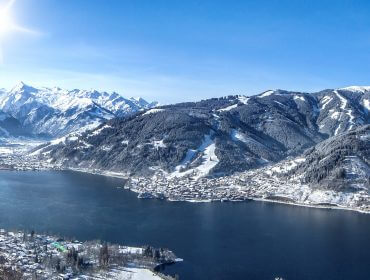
[0,83,369,213]
[0,83,369,279]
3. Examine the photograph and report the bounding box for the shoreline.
[68,167,129,179]
[0,229,178,280]
[251,197,370,215]
[56,168,370,215]
[171,193,370,215]
[1,167,369,215]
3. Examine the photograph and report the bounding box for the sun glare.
[0,9,14,35]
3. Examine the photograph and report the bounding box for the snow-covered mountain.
[0,85,364,211]
[316,87,370,135]
[35,86,370,180]
[0,82,158,138]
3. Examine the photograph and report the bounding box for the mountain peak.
[131,96,145,102]
[10,81,37,93]
[129,97,160,108]
[12,81,26,90]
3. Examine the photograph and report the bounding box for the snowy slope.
[313,87,370,136]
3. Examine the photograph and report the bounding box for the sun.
[0,0,39,38]
[0,9,14,35]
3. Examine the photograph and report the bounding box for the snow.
[360,134,370,140]
[363,99,370,112]
[231,129,247,143]
[329,110,340,120]
[175,149,197,171]
[339,86,370,93]
[100,145,112,151]
[218,104,238,112]
[171,133,219,179]
[230,130,269,151]
[79,120,102,133]
[90,125,112,136]
[293,95,305,102]
[334,90,348,110]
[118,247,143,255]
[332,91,355,134]
[320,96,332,110]
[343,156,370,186]
[333,114,345,135]
[347,109,355,126]
[72,140,93,149]
[334,123,342,135]
[143,108,164,115]
[193,140,218,180]
[111,267,163,280]
[0,147,13,154]
[14,93,22,103]
[245,157,368,210]
[267,157,306,174]
[11,81,27,92]
[258,90,274,98]
[130,97,149,107]
[305,189,361,206]
[152,140,166,149]
[50,136,66,145]
[238,95,249,104]
[274,101,285,107]
[0,82,157,137]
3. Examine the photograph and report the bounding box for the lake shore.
[0,228,177,280]
[1,149,369,216]
[62,167,370,215]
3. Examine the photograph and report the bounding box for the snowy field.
[102,267,164,280]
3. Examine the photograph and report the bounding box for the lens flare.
[0,9,14,35]
[0,0,40,63]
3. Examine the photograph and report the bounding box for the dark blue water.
[0,170,370,280]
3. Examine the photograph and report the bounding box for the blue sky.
[0,0,369,103]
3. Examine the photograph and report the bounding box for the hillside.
[292,125,370,190]
[35,87,370,179]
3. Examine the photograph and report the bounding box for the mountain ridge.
[0,82,158,138]
[34,86,369,181]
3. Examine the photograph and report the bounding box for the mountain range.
[33,86,369,190]
[0,82,158,138]
[0,83,368,209]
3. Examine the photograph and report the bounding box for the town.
[0,229,178,280]
[127,161,370,213]
[1,143,370,214]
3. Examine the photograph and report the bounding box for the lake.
[0,170,369,279]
